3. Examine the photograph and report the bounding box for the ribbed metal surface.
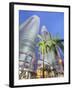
[19,15,40,54]
[19,15,40,73]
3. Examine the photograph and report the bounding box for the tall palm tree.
[37,31,64,77]
[45,32,64,74]
[37,34,47,78]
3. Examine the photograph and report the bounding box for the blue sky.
[19,10,64,39]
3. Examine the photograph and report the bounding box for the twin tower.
[19,15,47,73]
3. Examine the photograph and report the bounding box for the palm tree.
[45,32,64,75]
[37,34,47,78]
[37,29,64,77]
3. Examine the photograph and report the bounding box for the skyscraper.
[19,15,40,79]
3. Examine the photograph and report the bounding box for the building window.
[19,53,26,61]
[24,55,33,69]
[25,55,32,63]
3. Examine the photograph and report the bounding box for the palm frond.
[37,34,43,41]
